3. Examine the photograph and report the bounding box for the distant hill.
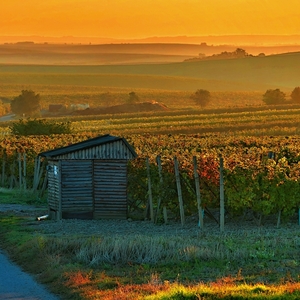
[1,34,300,45]
[0,51,299,91]
[1,42,300,66]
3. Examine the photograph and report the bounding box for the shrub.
[10,118,72,136]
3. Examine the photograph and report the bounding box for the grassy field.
[0,192,299,300]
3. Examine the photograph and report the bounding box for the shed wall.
[61,160,93,212]
[47,159,129,219]
[94,160,127,219]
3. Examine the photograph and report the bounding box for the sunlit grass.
[0,212,299,299]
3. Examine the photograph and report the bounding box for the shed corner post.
[57,160,62,222]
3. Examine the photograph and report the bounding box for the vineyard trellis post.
[219,156,225,232]
[1,150,6,187]
[33,156,41,191]
[18,152,22,188]
[155,155,164,224]
[193,156,203,229]
[18,152,27,189]
[174,156,185,226]
[23,153,27,190]
[163,206,168,224]
[146,157,154,222]
[9,153,17,189]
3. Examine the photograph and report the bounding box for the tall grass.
[4,218,298,299]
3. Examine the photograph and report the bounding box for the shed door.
[61,160,93,213]
[47,161,60,211]
[94,160,127,219]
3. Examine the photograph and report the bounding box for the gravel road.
[0,204,60,299]
[0,250,60,300]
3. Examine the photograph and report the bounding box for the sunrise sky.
[1,0,300,39]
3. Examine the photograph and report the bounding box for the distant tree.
[262,89,286,105]
[11,90,41,116]
[291,87,300,103]
[234,48,248,58]
[127,92,139,104]
[190,89,211,108]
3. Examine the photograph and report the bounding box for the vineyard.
[1,53,300,229]
[1,131,299,228]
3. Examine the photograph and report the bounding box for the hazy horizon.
[1,1,300,40]
[1,34,300,46]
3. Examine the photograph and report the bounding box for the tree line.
[190,87,300,108]
[3,87,300,122]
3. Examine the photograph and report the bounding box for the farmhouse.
[38,134,137,220]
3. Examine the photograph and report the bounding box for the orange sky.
[1,0,300,38]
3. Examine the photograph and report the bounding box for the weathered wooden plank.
[53,141,135,160]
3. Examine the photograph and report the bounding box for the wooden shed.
[38,134,137,220]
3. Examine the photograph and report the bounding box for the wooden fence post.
[1,150,6,187]
[193,156,203,229]
[18,152,22,188]
[146,157,154,222]
[163,206,168,224]
[23,153,27,190]
[33,157,40,190]
[174,156,185,226]
[9,153,17,189]
[155,155,164,223]
[219,156,225,232]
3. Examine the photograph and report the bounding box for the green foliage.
[262,89,286,105]
[291,86,300,103]
[11,90,41,117]
[10,118,72,136]
[0,188,46,206]
[190,89,211,108]
[224,167,257,216]
[225,156,300,222]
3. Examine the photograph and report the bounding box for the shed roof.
[38,134,137,159]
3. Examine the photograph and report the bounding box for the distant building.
[70,103,90,110]
[49,104,66,113]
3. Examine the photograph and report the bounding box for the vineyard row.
[1,133,299,228]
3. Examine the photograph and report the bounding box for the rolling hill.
[0,51,299,91]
